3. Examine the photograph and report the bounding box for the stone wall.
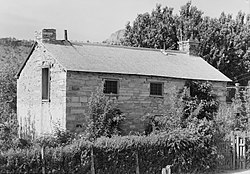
[17,43,66,137]
[66,71,228,134]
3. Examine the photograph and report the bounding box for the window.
[42,68,50,100]
[226,87,236,103]
[104,80,118,94]
[150,82,163,96]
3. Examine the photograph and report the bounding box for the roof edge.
[66,69,232,82]
[15,42,38,79]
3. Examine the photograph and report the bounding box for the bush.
[35,128,76,148]
[0,140,92,174]
[142,81,223,172]
[86,84,125,140]
[0,131,218,174]
[0,148,42,173]
[0,117,20,151]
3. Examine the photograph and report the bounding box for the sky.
[0,0,250,42]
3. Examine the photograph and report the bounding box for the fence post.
[135,150,140,174]
[162,168,166,174]
[242,132,246,169]
[166,165,171,174]
[41,146,45,174]
[162,165,171,174]
[91,145,96,174]
[232,132,236,170]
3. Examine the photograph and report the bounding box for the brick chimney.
[64,30,68,40]
[35,29,56,43]
[178,39,199,56]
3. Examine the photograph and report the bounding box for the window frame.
[149,82,164,97]
[103,79,119,95]
[42,67,50,101]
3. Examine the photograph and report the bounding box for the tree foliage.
[176,1,203,41]
[123,2,250,81]
[123,4,178,49]
[183,81,218,120]
[199,12,250,81]
[144,81,219,134]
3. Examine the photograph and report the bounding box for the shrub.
[86,84,125,140]
[142,81,224,172]
[0,148,42,173]
[0,140,92,174]
[93,130,217,174]
[0,117,19,151]
[0,131,218,174]
[35,127,76,148]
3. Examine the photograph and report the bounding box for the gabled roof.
[17,42,231,82]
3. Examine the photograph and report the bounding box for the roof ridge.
[71,42,188,54]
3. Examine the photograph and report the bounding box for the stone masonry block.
[71,97,79,102]
[66,115,76,121]
[71,108,85,114]
[80,97,88,102]
[72,85,80,91]
[68,102,81,107]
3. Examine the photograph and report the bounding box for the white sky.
[0,0,249,42]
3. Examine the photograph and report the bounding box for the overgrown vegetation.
[144,81,219,133]
[0,38,33,152]
[1,80,243,173]
[0,131,219,174]
[86,84,125,140]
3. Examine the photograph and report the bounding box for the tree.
[176,1,203,41]
[198,12,250,81]
[123,2,250,82]
[123,4,178,49]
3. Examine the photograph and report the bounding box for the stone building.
[16,29,231,137]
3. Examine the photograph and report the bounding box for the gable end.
[15,42,38,79]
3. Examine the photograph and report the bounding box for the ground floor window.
[104,79,118,94]
[150,82,163,96]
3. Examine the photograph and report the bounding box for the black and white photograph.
[1,0,250,173]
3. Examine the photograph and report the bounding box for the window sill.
[149,95,164,98]
[42,99,50,103]
[104,94,119,99]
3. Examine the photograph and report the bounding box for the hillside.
[0,38,34,72]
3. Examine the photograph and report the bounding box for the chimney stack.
[178,39,199,56]
[35,29,56,43]
[35,29,70,45]
[64,30,68,40]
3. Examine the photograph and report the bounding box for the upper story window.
[42,68,50,100]
[104,80,118,94]
[150,82,163,96]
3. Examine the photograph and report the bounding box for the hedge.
[0,130,218,174]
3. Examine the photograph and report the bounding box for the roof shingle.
[43,43,231,82]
